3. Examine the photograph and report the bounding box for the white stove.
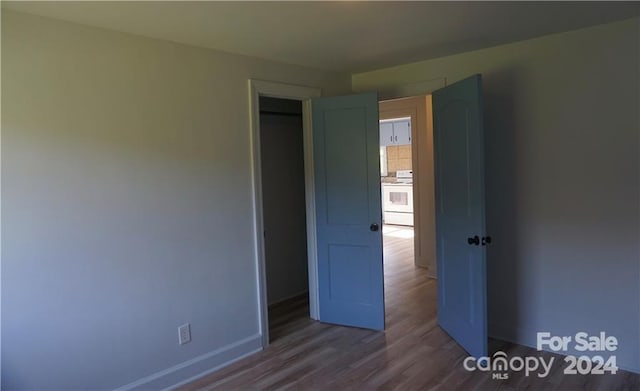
[395,170,413,184]
[382,170,414,226]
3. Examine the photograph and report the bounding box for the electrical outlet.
[178,323,191,345]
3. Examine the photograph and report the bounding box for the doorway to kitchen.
[379,95,437,284]
[380,116,417,289]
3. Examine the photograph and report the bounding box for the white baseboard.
[114,334,263,391]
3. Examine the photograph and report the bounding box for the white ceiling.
[4,1,639,73]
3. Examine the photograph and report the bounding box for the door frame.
[248,80,321,348]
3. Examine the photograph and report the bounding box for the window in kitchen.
[380,146,388,176]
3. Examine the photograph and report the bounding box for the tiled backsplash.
[385,144,412,175]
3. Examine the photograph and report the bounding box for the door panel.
[312,92,384,331]
[433,74,487,357]
[323,108,370,224]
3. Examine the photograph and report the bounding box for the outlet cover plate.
[178,323,191,345]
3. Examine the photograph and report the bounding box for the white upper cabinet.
[380,122,394,146]
[393,120,411,145]
[379,119,411,146]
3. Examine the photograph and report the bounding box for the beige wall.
[1,10,350,390]
[354,18,640,373]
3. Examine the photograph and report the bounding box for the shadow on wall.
[483,66,524,346]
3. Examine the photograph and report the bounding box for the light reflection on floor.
[382,224,414,239]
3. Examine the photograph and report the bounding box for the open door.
[312,92,385,330]
[433,74,488,357]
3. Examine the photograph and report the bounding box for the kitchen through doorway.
[380,116,418,286]
[379,95,437,280]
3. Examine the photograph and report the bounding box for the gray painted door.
[312,92,385,330]
[433,74,488,358]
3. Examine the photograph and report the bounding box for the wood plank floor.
[180,225,640,390]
